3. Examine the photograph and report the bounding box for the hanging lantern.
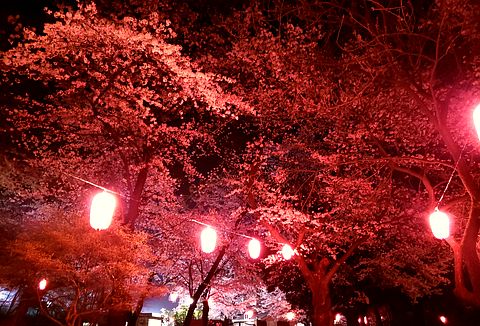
[429,208,450,239]
[248,238,261,259]
[38,278,47,290]
[285,312,295,321]
[201,226,217,253]
[90,191,116,230]
[281,244,294,260]
[473,103,480,140]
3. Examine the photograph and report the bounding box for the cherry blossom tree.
[4,211,157,326]
[175,2,474,325]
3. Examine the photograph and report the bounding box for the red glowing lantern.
[38,278,47,290]
[429,208,450,239]
[90,191,116,230]
[201,226,217,253]
[248,238,261,259]
[281,244,294,260]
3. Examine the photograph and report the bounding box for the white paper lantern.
[473,103,480,140]
[248,238,261,259]
[429,209,450,239]
[286,312,295,321]
[281,244,294,260]
[90,191,116,230]
[201,226,217,253]
[38,278,47,290]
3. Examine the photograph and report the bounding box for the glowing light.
[334,313,342,324]
[440,315,447,324]
[281,244,294,260]
[364,316,368,324]
[245,310,254,319]
[248,238,261,259]
[201,226,217,253]
[38,278,47,290]
[473,103,480,140]
[185,297,194,305]
[358,317,362,324]
[148,320,162,326]
[90,191,116,230]
[429,208,450,239]
[168,292,178,302]
[286,312,295,321]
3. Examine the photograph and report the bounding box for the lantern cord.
[63,172,128,199]
[190,219,254,240]
[436,144,467,207]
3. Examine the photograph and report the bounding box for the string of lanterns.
[66,173,295,260]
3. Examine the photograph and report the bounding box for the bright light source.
[473,103,480,140]
[90,191,116,230]
[168,292,178,302]
[286,312,295,321]
[440,315,447,324]
[38,278,47,290]
[148,319,162,326]
[334,313,342,324]
[364,316,368,324]
[245,310,254,319]
[201,226,217,253]
[429,209,450,239]
[185,297,194,305]
[248,238,261,259]
[281,244,294,260]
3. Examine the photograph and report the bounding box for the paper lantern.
[429,209,450,239]
[201,226,217,253]
[335,313,342,323]
[473,103,480,140]
[38,278,47,290]
[90,191,116,230]
[286,312,295,321]
[281,244,294,260]
[439,316,447,324]
[248,238,261,259]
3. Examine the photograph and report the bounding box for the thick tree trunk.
[183,246,227,326]
[127,295,145,326]
[13,285,36,326]
[125,165,149,229]
[202,299,209,326]
[311,282,332,326]
[449,205,480,306]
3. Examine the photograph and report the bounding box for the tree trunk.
[127,295,145,326]
[125,165,149,229]
[13,285,36,326]
[311,282,332,326]
[183,245,227,326]
[202,299,209,326]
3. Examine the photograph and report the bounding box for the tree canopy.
[2,1,480,326]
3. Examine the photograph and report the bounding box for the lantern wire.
[436,144,467,208]
[191,219,254,240]
[63,173,286,247]
[63,172,132,200]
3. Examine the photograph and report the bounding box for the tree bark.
[202,299,209,326]
[183,245,227,326]
[311,281,333,326]
[13,285,36,326]
[125,165,149,229]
